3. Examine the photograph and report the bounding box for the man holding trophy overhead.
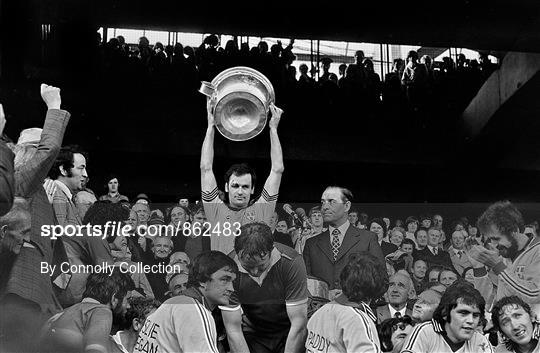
[199,67,284,256]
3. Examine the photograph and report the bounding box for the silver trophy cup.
[199,66,275,141]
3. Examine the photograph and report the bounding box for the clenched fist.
[40,84,61,110]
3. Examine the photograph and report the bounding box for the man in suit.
[50,145,87,227]
[447,229,473,276]
[50,145,101,306]
[1,84,71,353]
[376,272,413,324]
[0,104,14,217]
[415,227,452,269]
[303,186,386,292]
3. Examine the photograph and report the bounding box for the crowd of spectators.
[97,33,498,133]
[0,74,537,353]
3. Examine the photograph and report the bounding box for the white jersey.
[401,320,493,353]
[474,237,540,318]
[133,295,218,353]
[306,301,380,353]
[202,187,277,255]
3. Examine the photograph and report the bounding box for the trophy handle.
[199,81,216,98]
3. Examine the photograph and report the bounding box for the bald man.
[375,272,413,324]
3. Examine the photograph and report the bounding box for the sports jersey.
[474,237,540,318]
[133,293,218,353]
[202,186,278,255]
[220,243,308,335]
[306,300,380,353]
[495,323,540,353]
[401,319,494,353]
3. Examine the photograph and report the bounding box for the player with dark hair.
[134,251,237,353]
[41,268,134,353]
[306,254,387,352]
[469,200,540,318]
[401,282,493,352]
[200,99,284,255]
[222,222,308,353]
[111,297,161,353]
[491,295,539,353]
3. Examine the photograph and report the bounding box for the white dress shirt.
[388,304,407,318]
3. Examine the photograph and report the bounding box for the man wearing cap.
[200,100,284,255]
[0,104,14,216]
[134,193,150,205]
[1,84,71,352]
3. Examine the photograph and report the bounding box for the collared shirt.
[428,245,439,256]
[328,221,350,248]
[388,304,407,318]
[54,179,73,202]
[110,331,130,353]
[222,243,308,335]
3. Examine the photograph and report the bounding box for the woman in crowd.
[370,218,399,257]
[389,228,404,248]
[405,217,419,241]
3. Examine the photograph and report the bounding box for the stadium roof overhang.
[39,0,540,53]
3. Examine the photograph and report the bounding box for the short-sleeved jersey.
[202,187,278,255]
[474,238,540,318]
[306,301,380,353]
[133,295,219,353]
[41,298,112,353]
[401,320,494,353]
[220,243,308,335]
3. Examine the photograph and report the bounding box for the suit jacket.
[52,183,82,227]
[448,246,473,275]
[303,225,386,289]
[380,241,398,257]
[3,109,70,315]
[376,304,413,324]
[54,184,115,307]
[415,246,453,270]
[0,141,15,216]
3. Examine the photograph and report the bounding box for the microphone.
[295,207,310,226]
[283,204,303,228]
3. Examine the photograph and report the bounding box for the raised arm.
[16,84,71,198]
[200,99,218,196]
[0,104,15,216]
[262,104,284,196]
